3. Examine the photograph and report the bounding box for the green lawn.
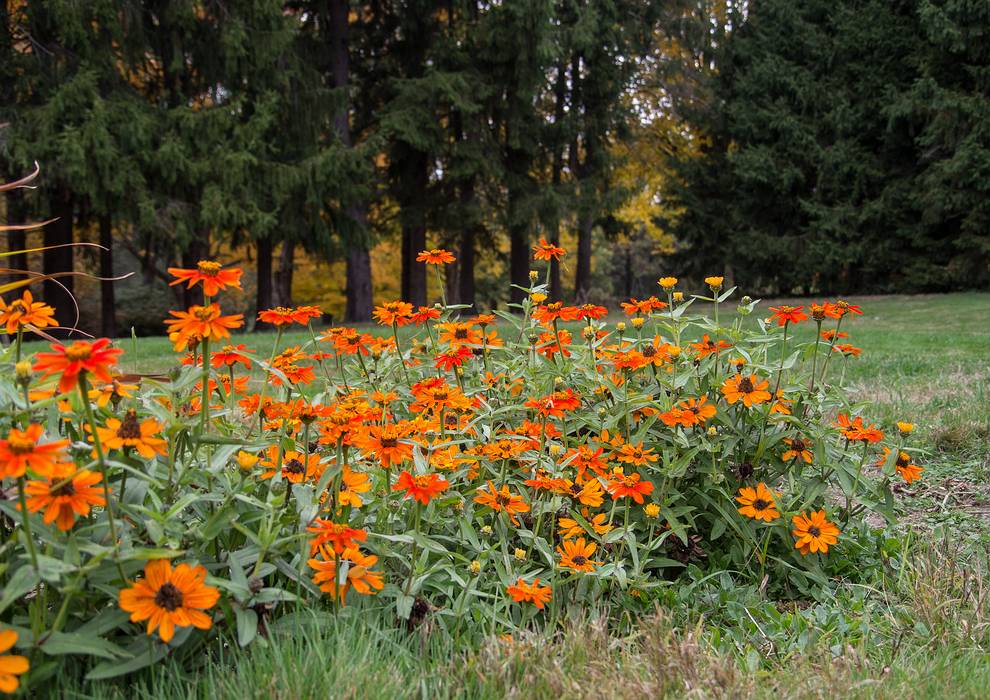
[32,292,990,698]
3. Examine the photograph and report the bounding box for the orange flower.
[33,338,123,393]
[167,260,242,297]
[307,519,368,554]
[562,445,610,479]
[257,306,319,327]
[165,304,243,351]
[782,437,813,463]
[620,296,667,316]
[416,248,456,265]
[768,305,808,326]
[606,470,654,503]
[0,629,29,694]
[615,442,657,467]
[118,559,220,642]
[393,470,449,505]
[876,447,923,484]
[308,546,383,604]
[833,343,862,357]
[0,289,56,334]
[660,396,717,428]
[437,322,483,347]
[354,423,414,467]
[92,410,167,459]
[532,238,566,261]
[24,463,105,531]
[558,512,611,539]
[211,344,253,368]
[736,483,780,522]
[560,477,606,507]
[507,578,553,609]
[792,510,840,555]
[532,302,581,326]
[0,424,68,479]
[435,346,473,371]
[690,334,732,358]
[412,306,442,324]
[373,301,415,327]
[834,414,884,443]
[557,537,600,573]
[720,374,772,407]
[259,447,324,483]
[523,389,581,418]
[338,465,372,507]
[474,481,529,525]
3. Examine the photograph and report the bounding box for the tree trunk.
[43,189,75,332]
[397,149,428,306]
[256,236,274,326]
[99,214,116,338]
[457,226,476,309]
[574,214,594,300]
[275,240,295,307]
[328,0,374,322]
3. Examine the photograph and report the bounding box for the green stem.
[15,478,39,572]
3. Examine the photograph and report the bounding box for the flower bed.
[0,244,920,689]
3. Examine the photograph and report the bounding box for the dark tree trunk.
[547,58,569,301]
[43,189,75,332]
[328,0,374,321]
[457,226,476,309]
[256,236,274,324]
[508,184,530,307]
[397,149,428,306]
[275,239,295,307]
[99,214,116,338]
[574,214,594,300]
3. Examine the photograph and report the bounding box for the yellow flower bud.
[631,317,645,328]
[658,276,678,289]
[644,503,660,519]
[514,548,527,561]
[672,292,684,302]
[705,276,724,289]
[668,346,682,358]
[469,560,482,575]
[616,322,626,332]
[707,426,718,437]
[549,443,563,456]
[530,292,547,304]
[236,450,260,470]
[480,525,493,536]
[582,325,595,340]
[529,270,539,282]
[896,422,914,435]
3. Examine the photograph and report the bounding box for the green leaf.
[40,632,130,660]
[235,606,258,647]
[0,565,40,614]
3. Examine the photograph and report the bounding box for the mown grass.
[27,292,990,698]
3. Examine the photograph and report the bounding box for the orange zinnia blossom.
[393,470,449,505]
[259,447,324,483]
[435,347,473,371]
[690,333,732,358]
[876,447,923,484]
[606,470,654,503]
[782,437,813,463]
[165,304,243,350]
[89,409,167,459]
[33,338,122,393]
[118,559,220,642]
[532,302,581,326]
[373,301,415,326]
[0,289,56,334]
[309,546,384,603]
[306,519,368,554]
[720,374,772,407]
[557,537,600,572]
[24,463,106,531]
[0,629,29,694]
[355,423,414,467]
[338,465,372,507]
[507,578,553,608]
[615,442,657,467]
[620,296,667,316]
[167,260,242,297]
[736,483,780,522]
[412,306,442,324]
[0,424,68,479]
[768,305,808,326]
[437,322,483,347]
[532,238,566,261]
[474,481,529,525]
[416,248,456,265]
[523,389,580,418]
[791,510,840,555]
[211,344,253,368]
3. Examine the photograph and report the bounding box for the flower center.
[808,526,821,537]
[413,475,434,489]
[64,343,93,361]
[116,410,143,440]
[495,493,512,507]
[380,437,399,449]
[572,555,587,566]
[194,306,217,321]
[738,377,754,393]
[284,458,305,475]
[154,582,184,611]
[790,439,806,452]
[197,260,222,276]
[753,499,769,510]
[454,329,468,340]
[641,346,657,357]
[7,435,36,453]
[52,480,77,497]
